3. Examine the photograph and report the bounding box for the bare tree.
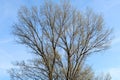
[9,0,112,80]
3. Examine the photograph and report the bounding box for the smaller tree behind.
[9,0,112,80]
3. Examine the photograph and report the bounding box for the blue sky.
[0,0,120,80]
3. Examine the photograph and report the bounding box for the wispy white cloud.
[0,49,13,80]
[108,67,120,80]
[0,69,9,80]
[0,38,13,44]
[0,47,32,80]
[0,49,13,68]
[111,37,120,46]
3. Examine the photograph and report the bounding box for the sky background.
[0,0,120,80]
